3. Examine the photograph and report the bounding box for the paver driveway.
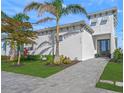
[2,58,117,93]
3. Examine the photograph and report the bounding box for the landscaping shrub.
[95,53,100,58]
[112,49,123,63]
[60,55,65,63]
[59,55,71,64]
[42,55,54,65]
[42,55,72,65]
[21,55,41,61]
[53,60,61,65]
[63,57,71,64]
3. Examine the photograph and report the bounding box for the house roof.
[88,7,118,28]
[88,7,117,19]
[36,20,94,33]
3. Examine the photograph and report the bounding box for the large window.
[90,21,97,26]
[100,19,107,25]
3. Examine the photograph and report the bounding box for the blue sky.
[1,0,123,48]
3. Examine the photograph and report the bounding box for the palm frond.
[24,2,43,12]
[62,4,87,17]
[24,2,56,16]
[13,13,29,21]
[33,17,55,24]
[37,4,56,16]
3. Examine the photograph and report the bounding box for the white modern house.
[1,7,117,61]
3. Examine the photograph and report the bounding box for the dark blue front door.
[97,39,110,57]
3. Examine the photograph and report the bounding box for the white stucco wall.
[59,32,82,60]
[110,15,116,57]
[30,34,53,55]
[90,15,115,35]
[82,30,95,60]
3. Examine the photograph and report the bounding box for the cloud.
[111,0,117,2]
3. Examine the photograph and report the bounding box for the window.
[59,35,63,41]
[90,21,97,26]
[27,44,34,51]
[46,31,48,35]
[42,32,45,35]
[100,16,108,25]
[100,19,107,25]
[66,27,69,30]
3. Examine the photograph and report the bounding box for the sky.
[1,0,123,48]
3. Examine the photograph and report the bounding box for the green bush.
[42,55,54,65]
[113,49,123,63]
[41,55,53,61]
[21,55,41,61]
[95,53,100,58]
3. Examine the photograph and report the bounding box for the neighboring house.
[1,34,10,56]
[1,7,117,61]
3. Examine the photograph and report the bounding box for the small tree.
[2,18,37,65]
[13,13,30,56]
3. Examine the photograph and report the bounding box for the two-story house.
[1,7,117,61]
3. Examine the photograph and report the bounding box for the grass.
[96,82,123,92]
[1,61,65,78]
[100,62,123,82]
[96,62,123,92]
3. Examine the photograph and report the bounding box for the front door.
[97,39,110,57]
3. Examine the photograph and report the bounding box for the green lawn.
[96,82,123,92]
[100,62,123,81]
[1,61,65,78]
[96,62,123,92]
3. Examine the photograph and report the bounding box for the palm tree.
[24,0,87,62]
[2,17,37,65]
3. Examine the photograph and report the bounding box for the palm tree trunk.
[17,50,21,65]
[54,20,60,62]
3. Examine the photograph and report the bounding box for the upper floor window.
[90,21,97,26]
[100,16,108,25]
[100,19,107,25]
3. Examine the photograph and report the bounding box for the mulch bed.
[46,60,81,69]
